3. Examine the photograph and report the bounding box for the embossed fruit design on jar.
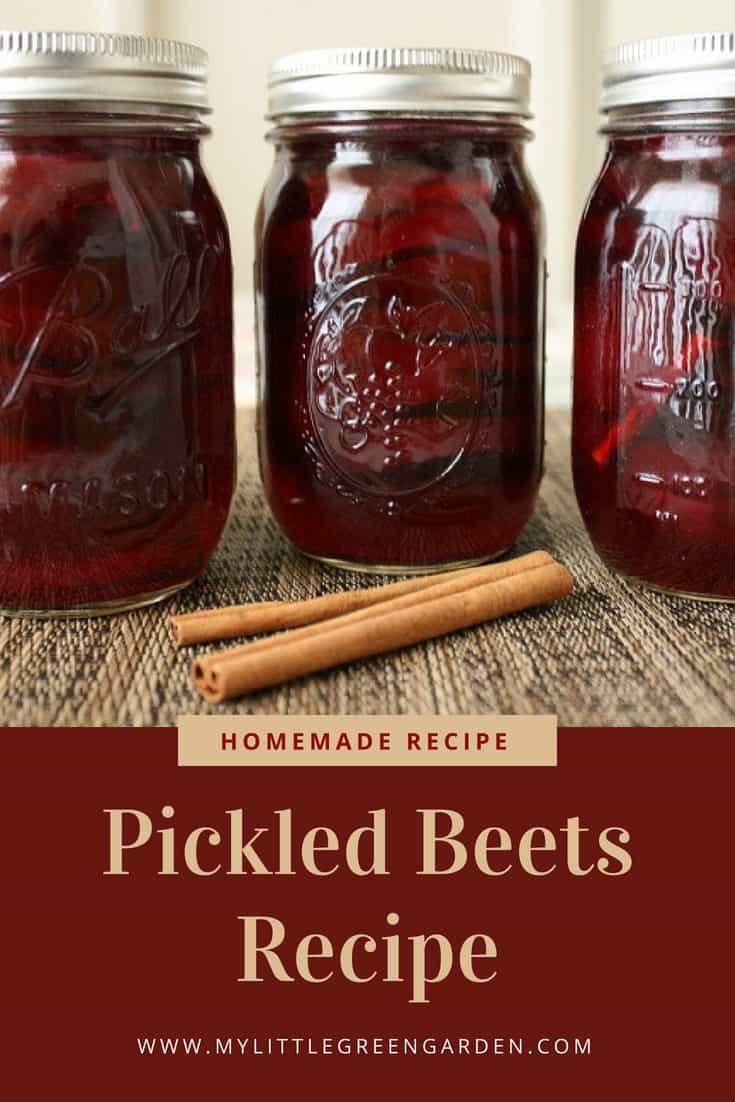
[0,32,235,614]
[256,48,544,572]
[574,33,735,600]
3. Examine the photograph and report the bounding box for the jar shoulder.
[256,141,543,269]
[581,141,735,229]
[0,140,229,253]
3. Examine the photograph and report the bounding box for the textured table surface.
[1,408,733,727]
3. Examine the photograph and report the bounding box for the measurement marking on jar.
[673,377,720,401]
[619,218,728,432]
[632,471,711,500]
[672,473,710,499]
[634,377,671,394]
[632,472,665,485]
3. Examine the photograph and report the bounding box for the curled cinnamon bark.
[192,556,572,703]
[172,551,551,647]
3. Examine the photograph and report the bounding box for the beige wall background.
[2,0,735,402]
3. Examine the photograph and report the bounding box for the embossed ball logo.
[307,275,482,497]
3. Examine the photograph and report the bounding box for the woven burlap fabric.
[1,408,733,727]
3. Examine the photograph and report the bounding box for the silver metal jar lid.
[0,29,209,112]
[602,31,735,112]
[267,47,531,119]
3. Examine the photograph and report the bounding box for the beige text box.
[177,715,557,766]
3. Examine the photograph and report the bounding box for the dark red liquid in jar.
[574,130,735,599]
[0,117,235,612]
[256,119,544,570]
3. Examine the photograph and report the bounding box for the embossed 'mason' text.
[0,458,208,524]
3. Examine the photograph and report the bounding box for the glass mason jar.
[0,31,235,616]
[256,48,544,573]
[574,33,735,600]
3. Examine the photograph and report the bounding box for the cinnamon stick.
[193,558,572,703]
[171,567,489,646]
[172,551,547,647]
[193,550,553,686]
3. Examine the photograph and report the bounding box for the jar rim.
[601,98,735,135]
[267,111,532,137]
